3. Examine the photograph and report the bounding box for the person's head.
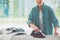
[36,0,44,7]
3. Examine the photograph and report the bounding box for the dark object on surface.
[31,31,45,38]
[6,27,25,32]
[6,27,25,34]
[15,33,26,36]
[6,27,14,31]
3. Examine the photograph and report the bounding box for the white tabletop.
[11,35,60,40]
[0,33,60,40]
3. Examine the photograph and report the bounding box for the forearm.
[54,26,59,36]
[54,26,58,32]
[30,23,37,29]
[30,23,40,32]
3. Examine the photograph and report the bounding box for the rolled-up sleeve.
[50,8,59,28]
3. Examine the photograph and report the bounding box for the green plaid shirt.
[27,4,59,35]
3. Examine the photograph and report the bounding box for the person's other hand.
[54,27,59,36]
[54,31,59,36]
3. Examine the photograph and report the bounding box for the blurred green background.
[0,0,60,26]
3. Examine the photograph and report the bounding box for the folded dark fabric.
[31,31,45,38]
[6,27,25,34]
[15,33,26,36]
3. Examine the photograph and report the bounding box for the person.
[27,0,59,35]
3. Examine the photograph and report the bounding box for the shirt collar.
[36,3,46,10]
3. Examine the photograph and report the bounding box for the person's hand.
[30,23,40,32]
[54,27,59,36]
[33,27,40,32]
[54,31,59,36]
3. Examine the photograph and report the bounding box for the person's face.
[36,0,43,5]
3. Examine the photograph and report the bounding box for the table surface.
[11,35,60,40]
[0,33,60,40]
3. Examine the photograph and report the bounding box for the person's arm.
[30,23,40,32]
[52,11,59,36]
[54,26,59,36]
[50,8,59,35]
[27,8,40,32]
